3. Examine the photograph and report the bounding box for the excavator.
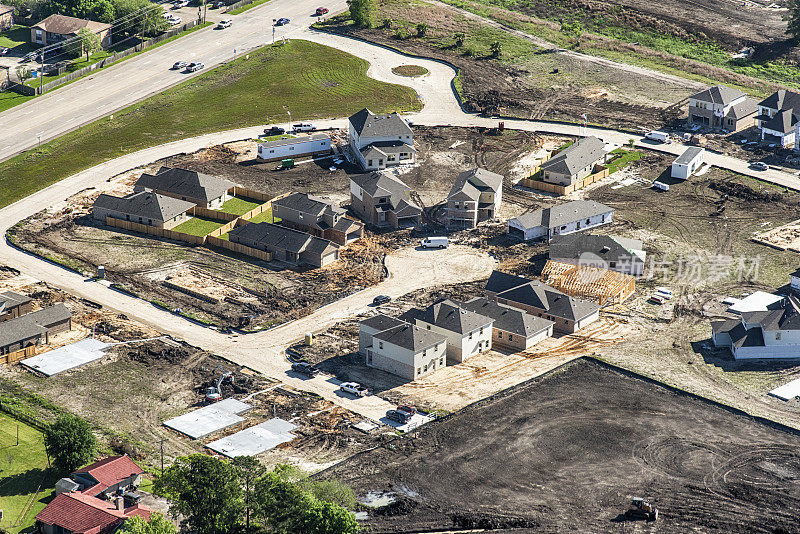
[204,366,235,403]
[624,497,658,521]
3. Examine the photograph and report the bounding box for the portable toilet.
[304,332,314,346]
[281,158,295,169]
[97,265,105,279]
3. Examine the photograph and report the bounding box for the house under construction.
[540,260,635,305]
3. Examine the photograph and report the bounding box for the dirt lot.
[320,358,800,533]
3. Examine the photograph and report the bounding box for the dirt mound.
[709,180,783,202]
[373,497,418,516]
[123,341,193,366]
[451,513,539,529]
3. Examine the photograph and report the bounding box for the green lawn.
[247,207,278,224]
[606,148,643,174]
[0,91,35,114]
[220,196,262,215]
[0,26,31,51]
[172,216,226,236]
[228,0,272,15]
[0,39,420,209]
[0,414,58,534]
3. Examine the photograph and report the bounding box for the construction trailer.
[540,260,636,305]
[671,146,705,180]
[257,134,331,162]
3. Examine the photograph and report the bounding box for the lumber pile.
[541,260,635,305]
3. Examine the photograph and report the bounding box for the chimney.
[116,496,124,511]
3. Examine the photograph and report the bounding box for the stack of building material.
[540,260,635,305]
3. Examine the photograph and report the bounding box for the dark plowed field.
[321,359,800,533]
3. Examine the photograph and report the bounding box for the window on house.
[423,349,426,357]
[426,325,430,330]
[586,218,590,224]
[508,334,513,341]
[367,353,372,364]
[424,364,428,372]
[379,341,383,349]
[610,261,616,268]
[469,332,473,339]
[368,159,373,166]
[498,331,503,339]
[440,357,444,365]
[417,368,421,376]
[561,225,566,230]
[776,332,782,340]
[379,159,384,166]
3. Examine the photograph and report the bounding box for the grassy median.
[0,39,420,209]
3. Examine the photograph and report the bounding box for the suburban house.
[348,108,415,171]
[0,304,72,356]
[445,168,504,229]
[687,85,757,132]
[414,300,493,363]
[458,297,554,351]
[349,171,422,228]
[93,191,195,229]
[712,296,800,359]
[756,90,800,148]
[540,136,607,187]
[134,167,234,209]
[31,14,111,48]
[485,270,600,333]
[359,315,447,380]
[257,134,331,161]
[507,200,613,242]
[272,192,363,245]
[0,4,13,31]
[228,222,339,268]
[0,290,33,323]
[671,146,705,180]
[38,456,150,534]
[549,233,646,276]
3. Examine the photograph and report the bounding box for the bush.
[489,40,502,58]
[462,45,475,57]
[393,27,411,40]
[416,22,427,37]
[382,17,392,29]
[453,32,466,47]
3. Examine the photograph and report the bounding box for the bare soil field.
[321,358,800,533]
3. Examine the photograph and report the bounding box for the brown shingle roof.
[34,14,111,35]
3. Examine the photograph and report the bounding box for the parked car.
[0,47,9,56]
[315,6,329,15]
[421,236,448,249]
[340,382,369,397]
[372,295,391,306]
[172,61,188,70]
[648,295,666,305]
[292,122,315,132]
[386,409,412,424]
[173,0,190,7]
[275,17,290,25]
[397,404,417,416]
[751,161,769,171]
[264,126,285,135]
[185,62,204,72]
[213,0,225,6]
[21,52,38,63]
[169,16,182,24]
[217,18,232,28]
[291,362,319,376]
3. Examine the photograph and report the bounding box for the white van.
[292,123,316,132]
[421,237,449,249]
[645,131,671,143]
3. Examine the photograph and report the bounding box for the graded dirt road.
[321,358,800,533]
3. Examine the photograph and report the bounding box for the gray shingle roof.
[135,167,234,203]
[273,193,343,218]
[417,300,493,334]
[759,89,800,113]
[726,97,758,119]
[674,146,705,165]
[752,296,800,331]
[690,85,745,105]
[459,297,553,337]
[512,200,613,231]
[349,108,412,138]
[448,168,503,200]
[350,172,421,215]
[93,192,195,223]
[762,109,797,134]
[0,291,32,313]
[540,136,606,177]
[360,314,406,332]
[485,271,532,295]
[0,304,71,349]
[549,234,644,265]
[495,279,599,322]
[711,318,740,335]
[373,323,446,352]
[228,222,338,255]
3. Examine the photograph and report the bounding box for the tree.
[155,454,243,534]
[560,19,583,45]
[43,414,97,473]
[347,0,375,28]
[453,32,466,48]
[489,40,502,58]
[118,513,176,534]
[232,456,265,532]
[416,22,427,37]
[381,17,392,29]
[786,0,800,41]
[67,27,102,61]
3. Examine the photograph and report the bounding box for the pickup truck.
[292,122,316,132]
[339,382,369,397]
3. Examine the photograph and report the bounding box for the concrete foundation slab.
[206,418,298,457]
[21,338,109,376]
[163,398,252,439]
[769,377,800,401]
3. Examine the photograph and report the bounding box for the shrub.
[416,22,427,37]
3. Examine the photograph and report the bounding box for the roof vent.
[601,246,611,253]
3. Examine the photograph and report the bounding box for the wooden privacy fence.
[0,345,36,365]
[206,235,273,261]
[190,206,239,222]
[105,217,205,245]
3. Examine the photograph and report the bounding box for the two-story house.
[0,291,33,323]
[134,167,234,209]
[349,108,415,171]
[540,136,607,187]
[687,85,757,132]
[756,90,800,148]
[414,300,493,363]
[507,200,613,242]
[445,168,504,229]
[457,297,554,351]
[272,192,363,245]
[349,171,422,228]
[359,315,447,380]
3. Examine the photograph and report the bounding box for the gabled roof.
[762,109,797,134]
[754,296,800,331]
[228,222,338,256]
[0,304,71,349]
[448,168,503,201]
[512,200,613,231]
[350,171,421,215]
[0,290,32,313]
[459,297,553,337]
[484,270,531,295]
[540,136,606,176]
[549,234,645,265]
[36,491,151,533]
[496,280,599,322]
[73,455,144,491]
[417,300,493,334]
[94,191,194,223]
[690,85,745,105]
[34,14,111,34]
[360,314,406,332]
[349,108,413,138]
[726,97,758,119]
[135,167,233,203]
[759,89,800,112]
[373,323,445,352]
[272,192,344,218]
[674,146,705,165]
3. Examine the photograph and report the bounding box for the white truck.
[645,131,671,143]
[292,122,317,132]
[339,382,369,397]
[421,236,449,249]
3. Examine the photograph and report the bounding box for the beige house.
[359,315,447,380]
[458,297,554,351]
[92,191,194,229]
[540,136,607,187]
[134,167,234,209]
[688,85,757,132]
[31,14,111,49]
[445,168,504,229]
[227,222,339,268]
[349,171,422,228]
[0,4,14,31]
[272,192,363,245]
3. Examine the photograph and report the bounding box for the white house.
[358,315,447,380]
[257,134,331,161]
[348,108,415,171]
[712,296,800,359]
[791,268,800,295]
[507,200,613,242]
[756,90,800,148]
[414,300,493,362]
[671,147,705,180]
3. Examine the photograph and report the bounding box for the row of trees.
[155,455,360,534]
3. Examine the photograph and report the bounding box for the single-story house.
[93,191,195,229]
[485,270,599,334]
[257,134,331,161]
[349,171,422,228]
[36,490,151,534]
[272,192,363,245]
[549,233,646,276]
[349,108,415,171]
[359,315,447,380]
[508,200,613,242]
[540,136,607,187]
[0,304,72,356]
[458,297,554,351]
[0,290,33,323]
[228,222,339,268]
[671,147,705,180]
[0,4,14,32]
[71,455,144,499]
[134,167,234,209]
[445,168,504,229]
[712,296,800,359]
[687,85,757,132]
[31,14,111,49]
[414,300,493,363]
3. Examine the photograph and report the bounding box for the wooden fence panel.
[190,206,239,222]
[1,345,36,365]
[206,235,273,261]
[105,217,205,245]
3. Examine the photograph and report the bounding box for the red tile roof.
[35,491,152,534]
[73,455,144,491]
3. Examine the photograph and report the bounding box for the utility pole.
[160,438,166,476]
